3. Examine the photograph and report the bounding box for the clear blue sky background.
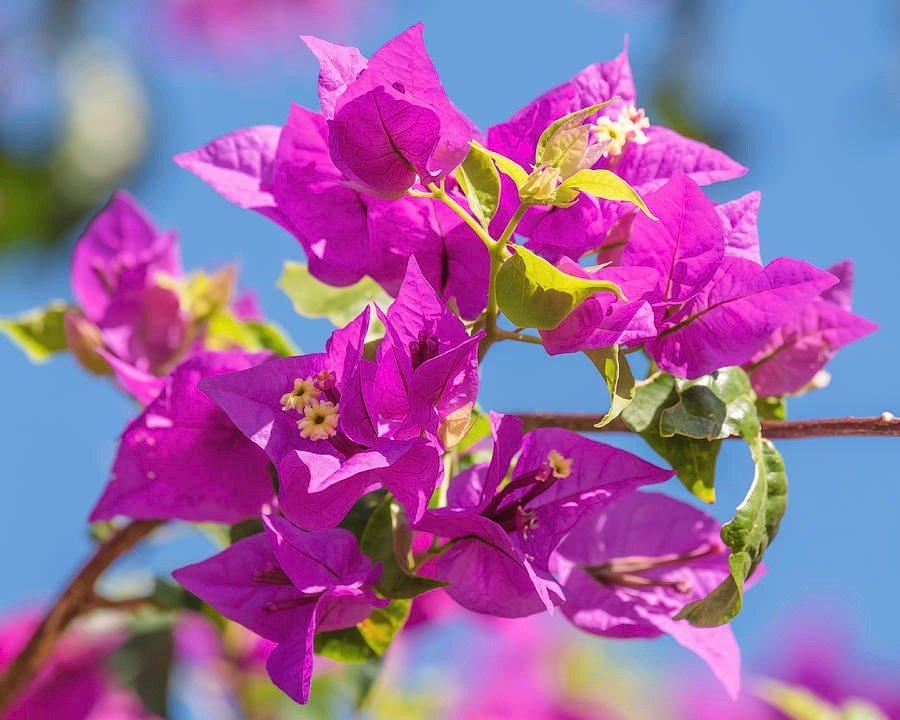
[1,0,898,701]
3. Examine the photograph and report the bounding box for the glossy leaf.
[277,261,390,337]
[659,367,758,441]
[676,436,787,626]
[496,244,624,330]
[561,169,655,218]
[0,301,69,363]
[621,372,721,503]
[454,143,501,228]
[585,345,635,427]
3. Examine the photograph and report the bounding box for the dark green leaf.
[621,373,721,502]
[360,497,449,598]
[659,367,759,441]
[676,436,787,626]
[339,489,389,542]
[496,244,624,330]
[454,143,501,228]
[584,346,635,427]
[0,301,69,363]
[112,625,174,718]
[345,659,384,710]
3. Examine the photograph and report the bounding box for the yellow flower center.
[547,450,573,479]
[280,377,322,412]
[592,102,650,157]
[297,400,340,441]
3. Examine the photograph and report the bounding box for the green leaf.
[535,101,616,162]
[561,168,656,218]
[755,678,888,720]
[206,311,299,356]
[542,125,590,178]
[112,624,174,718]
[358,600,411,655]
[454,143,501,228]
[0,301,69,363]
[314,601,411,665]
[471,141,529,187]
[315,628,378,663]
[584,346,635,427]
[676,435,787,626]
[360,496,449,599]
[757,395,787,421]
[455,411,492,456]
[621,373,721,502]
[495,244,625,330]
[277,261,390,338]
[659,367,759,441]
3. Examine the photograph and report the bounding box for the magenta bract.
[173,514,386,704]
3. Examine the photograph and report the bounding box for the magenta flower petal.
[322,24,477,195]
[554,491,743,698]
[90,350,274,524]
[173,517,384,705]
[746,260,878,395]
[718,191,762,264]
[300,35,367,119]
[71,191,181,325]
[621,172,725,306]
[173,125,284,219]
[645,256,838,378]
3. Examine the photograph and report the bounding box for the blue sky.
[1,0,898,696]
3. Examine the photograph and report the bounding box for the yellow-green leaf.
[0,301,69,363]
[454,143,501,228]
[562,168,656,218]
[495,244,624,330]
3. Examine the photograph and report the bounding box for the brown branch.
[516,412,900,438]
[0,520,163,712]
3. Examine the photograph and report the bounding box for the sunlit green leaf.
[757,395,787,421]
[358,600,411,655]
[206,310,298,356]
[585,346,635,427]
[277,262,390,339]
[471,141,529,187]
[0,301,69,363]
[561,168,656,218]
[495,244,624,330]
[454,143,501,228]
[535,101,615,162]
[315,628,377,663]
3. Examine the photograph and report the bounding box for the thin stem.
[418,182,496,249]
[514,412,900,438]
[493,328,544,345]
[497,203,529,248]
[0,520,164,713]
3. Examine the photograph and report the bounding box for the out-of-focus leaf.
[0,301,69,363]
[277,261,389,339]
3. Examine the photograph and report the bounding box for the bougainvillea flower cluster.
[2,21,879,715]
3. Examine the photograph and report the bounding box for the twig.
[515,413,900,438]
[0,520,163,712]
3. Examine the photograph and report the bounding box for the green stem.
[417,182,496,249]
[493,328,544,345]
